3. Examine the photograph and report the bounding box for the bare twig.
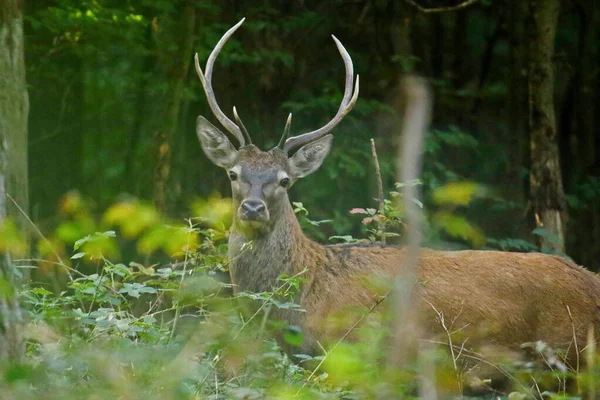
[370,139,385,214]
[566,305,581,395]
[7,193,74,282]
[295,292,390,396]
[370,138,386,244]
[405,0,479,13]
[424,339,534,397]
[168,218,194,344]
[586,326,596,400]
[566,305,580,370]
[530,374,544,399]
[197,268,311,394]
[425,300,456,369]
[13,258,84,277]
[235,268,308,340]
[424,299,470,393]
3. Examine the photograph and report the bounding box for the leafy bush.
[0,193,598,399]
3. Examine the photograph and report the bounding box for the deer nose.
[241,200,266,219]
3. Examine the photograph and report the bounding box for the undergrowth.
[0,191,598,399]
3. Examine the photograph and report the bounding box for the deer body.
[194,19,600,360]
[229,191,600,355]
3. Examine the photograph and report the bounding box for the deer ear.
[196,116,238,168]
[288,135,333,178]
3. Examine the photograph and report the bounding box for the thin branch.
[13,258,85,278]
[566,305,581,395]
[371,139,385,213]
[295,291,390,396]
[7,194,73,281]
[530,374,544,399]
[586,326,596,400]
[234,268,308,340]
[370,138,386,244]
[405,0,479,13]
[424,339,534,397]
[168,218,194,344]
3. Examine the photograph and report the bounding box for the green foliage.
[2,201,334,398]
[3,197,600,398]
[0,219,28,257]
[566,176,600,210]
[10,0,600,397]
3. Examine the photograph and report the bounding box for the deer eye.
[279,177,290,188]
[228,171,237,181]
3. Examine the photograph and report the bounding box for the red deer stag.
[194,18,600,362]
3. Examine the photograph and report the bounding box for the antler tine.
[283,36,359,154]
[332,35,355,107]
[195,18,247,147]
[233,106,252,145]
[276,113,293,150]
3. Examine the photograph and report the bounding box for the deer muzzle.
[239,198,269,222]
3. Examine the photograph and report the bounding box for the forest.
[1,0,599,398]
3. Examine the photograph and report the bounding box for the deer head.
[195,18,359,232]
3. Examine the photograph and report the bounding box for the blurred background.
[22,0,599,268]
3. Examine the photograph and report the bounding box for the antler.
[195,18,247,147]
[282,36,359,154]
[276,113,293,150]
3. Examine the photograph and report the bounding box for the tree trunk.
[0,0,28,363]
[573,1,597,179]
[527,0,565,254]
[566,1,600,271]
[152,0,197,213]
[507,0,529,191]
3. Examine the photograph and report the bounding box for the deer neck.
[228,199,322,294]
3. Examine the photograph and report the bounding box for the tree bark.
[527,0,565,254]
[1,1,29,228]
[0,0,28,363]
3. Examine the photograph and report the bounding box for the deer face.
[194,18,358,230]
[197,116,333,227]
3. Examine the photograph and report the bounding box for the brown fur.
[229,194,600,357]
[196,118,600,365]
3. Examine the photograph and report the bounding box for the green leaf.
[329,235,356,243]
[411,198,424,208]
[532,228,560,244]
[433,211,485,247]
[272,300,301,309]
[106,263,131,277]
[395,179,422,188]
[433,181,487,206]
[284,325,304,346]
